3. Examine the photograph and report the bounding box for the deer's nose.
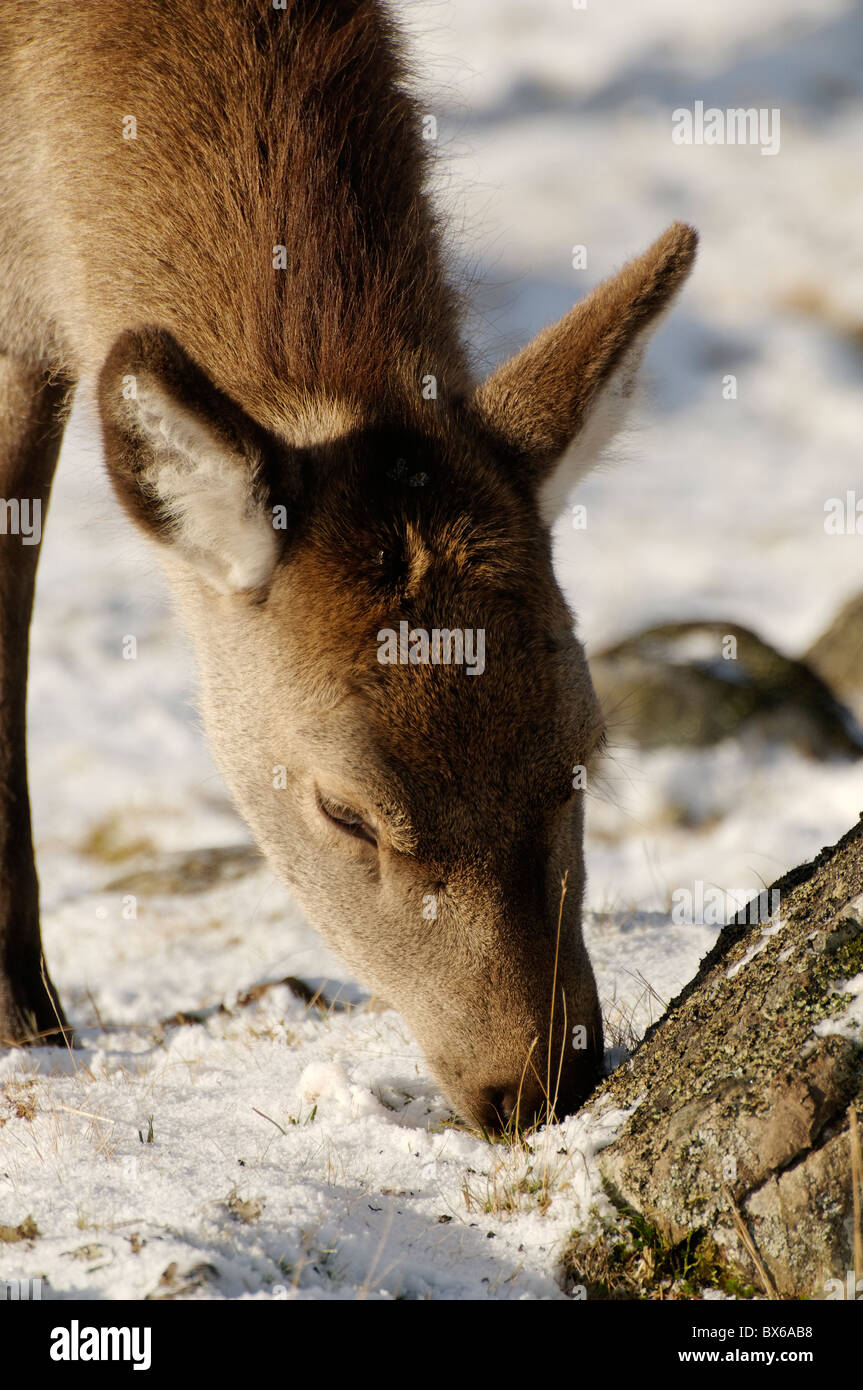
[468,1078,546,1133]
[467,1061,598,1134]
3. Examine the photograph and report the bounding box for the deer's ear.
[98,328,285,594]
[473,223,698,524]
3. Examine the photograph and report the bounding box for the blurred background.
[29,0,863,949]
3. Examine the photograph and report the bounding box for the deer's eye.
[317,793,378,848]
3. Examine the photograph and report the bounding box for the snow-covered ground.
[2,0,863,1300]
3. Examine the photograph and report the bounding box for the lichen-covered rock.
[593,817,863,1297]
[742,1129,857,1297]
[590,620,863,758]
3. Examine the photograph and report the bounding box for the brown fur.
[476,223,699,476]
[0,0,696,1128]
[0,0,466,428]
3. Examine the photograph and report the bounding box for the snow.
[814,973,863,1043]
[0,850,708,1300]
[726,907,787,980]
[3,0,863,1299]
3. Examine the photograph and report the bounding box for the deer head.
[97,223,697,1129]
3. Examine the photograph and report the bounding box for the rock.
[806,591,863,726]
[592,817,863,1298]
[590,620,863,758]
[743,1129,857,1297]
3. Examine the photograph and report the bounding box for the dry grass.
[223,1187,264,1224]
[460,1149,572,1217]
[0,1214,39,1244]
[0,1080,38,1124]
[850,1101,863,1288]
[448,875,592,1219]
[601,969,668,1055]
[722,1183,777,1299]
[78,814,157,865]
[484,872,578,1145]
[562,1199,757,1301]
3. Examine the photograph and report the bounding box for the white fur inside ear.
[131,383,277,593]
[537,341,646,528]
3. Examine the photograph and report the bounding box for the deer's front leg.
[0,356,73,1046]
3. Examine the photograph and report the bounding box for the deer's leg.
[0,355,74,1046]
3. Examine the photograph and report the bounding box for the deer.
[0,0,696,1132]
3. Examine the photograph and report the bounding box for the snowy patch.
[726,912,787,980]
[814,973,863,1043]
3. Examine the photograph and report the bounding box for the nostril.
[473,1086,522,1132]
[466,1054,600,1134]
[488,1088,511,1125]
[472,1087,504,1132]
[496,1089,519,1124]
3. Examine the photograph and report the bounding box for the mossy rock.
[588,817,863,1298]
[591,620,863,758]
[806,591,863,725]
